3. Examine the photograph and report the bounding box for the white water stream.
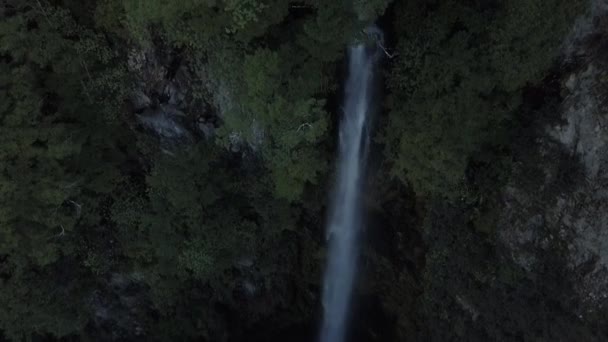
[320,36,379,342]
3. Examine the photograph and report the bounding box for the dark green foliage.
[96,0,367,200]
[207,2,364,200]
[0,0,365,338]
[421,202,599,341]
[383,0,584,197]
[0,0,599,340]
[0,260,91,339]
[0,1,132,339]
[109,143,322,340]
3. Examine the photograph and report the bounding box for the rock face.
[89,273,151,341]
[498,1,608,317]
[125,44,257,150]
[126,45,221,144]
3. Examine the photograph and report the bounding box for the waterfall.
[320,33,380,342]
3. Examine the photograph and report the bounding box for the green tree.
[383,0,584,197]
[0,2,131,338]
[110,142,309,339]
[210,2,368,200]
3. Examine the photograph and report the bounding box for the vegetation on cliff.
[0,0,596,341]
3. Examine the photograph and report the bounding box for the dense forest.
[2,0,608,341]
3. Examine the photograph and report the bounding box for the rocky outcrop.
[498,0,608,318]
[89,273,152,341]
[126,46,219,143]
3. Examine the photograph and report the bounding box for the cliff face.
[105,2,608,340]
[359,3,608,341]
[499,0,608,320]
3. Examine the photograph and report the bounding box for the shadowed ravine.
[320,36,380,342]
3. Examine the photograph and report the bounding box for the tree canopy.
[383,0,584,196]
[0,0,589,340]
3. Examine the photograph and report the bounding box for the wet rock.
[455,295,479,322]
[242,280,257,296]
[198,121,216,139]
[127,48,167,96]
[89,273,151,341]
[136,105,193,142]
[498,1,608,317]
[130,90,151,112]
[551,64,608,179]
[126,46,201,145]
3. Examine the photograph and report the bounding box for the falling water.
[320,31,380,342]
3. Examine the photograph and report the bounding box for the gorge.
[1,1,607,341]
